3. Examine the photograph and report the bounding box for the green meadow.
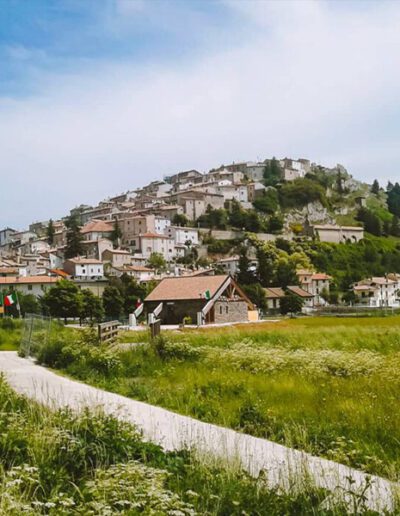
[33,315,400,483]
[1,375,356,515]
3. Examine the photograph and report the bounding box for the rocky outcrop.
[285,201,335,228]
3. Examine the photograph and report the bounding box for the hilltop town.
[1,156,400,323]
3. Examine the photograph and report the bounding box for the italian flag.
[204,289,211,300]
[4,293,17,307]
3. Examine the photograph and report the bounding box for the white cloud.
[1,0,400,228]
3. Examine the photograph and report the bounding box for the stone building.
[144,274,256,325]
[306,223,364,243]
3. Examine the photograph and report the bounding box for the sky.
[1,0,400,229]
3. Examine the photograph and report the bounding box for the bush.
[279,178,327,209]
[153,335,200,361]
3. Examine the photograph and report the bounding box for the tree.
[278,178,327,209]
[65,215,84,259]
[280,292,304,316]
[256,243,278,287]
[119,273,147,315]
[263,158,282,187]
[147,252,167,273]
[197,205,228,229]
[267,215,284,233]
[172,213,189,227]
[46,219,55,246]
[356,208,382,236]
[110,219,122,248]
[241,283,266,310]
[237,247,256,285]
[244,211,263,233]
[387,182,400,217]
[80,289,104,323]
[275,260,299,289]
[228,200,246,229]
[371,179,380,195]
[391,215,400,237]
[252,188,279,214]
[42,280,83,322]
[102,286,124,319]
[19,293,41,316]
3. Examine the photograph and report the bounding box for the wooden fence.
[98,321,120,343]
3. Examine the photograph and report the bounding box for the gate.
[20,314,53,357]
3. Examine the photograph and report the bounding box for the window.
[82,268,86,274]
[28,285,32,291]
[226,306,229,314]
[220,306,223,314]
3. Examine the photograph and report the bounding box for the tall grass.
[0,318,21,351]
[32,316,400,483]
[0,375,362,514]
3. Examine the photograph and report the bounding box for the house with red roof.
[297,269,332,306]
[145,274,256,325]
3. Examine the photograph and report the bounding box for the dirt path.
[0,351,396,512]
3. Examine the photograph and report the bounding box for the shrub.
[153,335,200,361]
[279,178,327,209]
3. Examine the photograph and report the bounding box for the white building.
[64,258,104,280]
[0,276,58,297]
[164,226,199,246]
[0,228,18,247]
[109,265,155,282]
[297,269,332,306]
[132,233,175,261]
[81,220,114,241]
[353,277,400,307]
[279,158,311,181]
[216,255,257,276]
[215,184,248,203]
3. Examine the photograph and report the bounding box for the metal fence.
[20,313,53,357]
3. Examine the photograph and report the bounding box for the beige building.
[120,215,170,246]
[309,224,364,243]
[297,269,332,306]
[81,220,114,241]
[102,249,133,268]
[0,276,58,297]
[131,233,175,261]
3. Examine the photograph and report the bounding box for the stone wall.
[214,300,248,324]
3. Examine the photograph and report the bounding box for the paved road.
[0,351,397,512]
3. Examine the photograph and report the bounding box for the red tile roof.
[264,287,285,298]
[311,273,332,280]
[66,258,103,264]
[145,275,229,302]
[287,286,314,298]
[0,276,58,285]
[81,220,114,234]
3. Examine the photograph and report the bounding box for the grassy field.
[0,375,360,514]
[31,315,400,485]
[0,319,21,351]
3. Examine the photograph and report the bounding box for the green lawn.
[35,316,400,482]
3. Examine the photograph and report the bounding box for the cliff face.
[284,201,335,228]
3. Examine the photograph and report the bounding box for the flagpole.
[14,291,22,319]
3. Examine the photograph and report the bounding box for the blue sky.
[1,0,400,228]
